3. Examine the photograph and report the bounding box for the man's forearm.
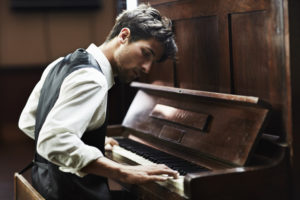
[81,157,122,180]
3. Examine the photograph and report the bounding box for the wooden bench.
[14,173,45,200]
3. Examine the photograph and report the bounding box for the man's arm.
[36,68,108,177]
[82,156,179,184]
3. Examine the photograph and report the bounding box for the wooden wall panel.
[230,11,270,99]
[229,4,288,137]
[139,0,270,92]
[140,0,289,137]
[175,16,221,91]
[230,10,285,135]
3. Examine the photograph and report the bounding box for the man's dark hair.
[106,3,177,62]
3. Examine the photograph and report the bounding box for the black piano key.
[115,138,209,175]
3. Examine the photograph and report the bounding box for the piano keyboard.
[110,138,209,197]
[115,138,208,175]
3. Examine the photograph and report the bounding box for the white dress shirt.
[18,43,115,177]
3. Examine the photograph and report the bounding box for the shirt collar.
[86,43,115,90]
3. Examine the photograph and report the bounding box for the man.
[18,3,178,200]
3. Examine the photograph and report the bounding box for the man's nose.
[141,61,152,74]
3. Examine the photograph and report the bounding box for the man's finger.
[147,167,179,179]
[145,175,169,182]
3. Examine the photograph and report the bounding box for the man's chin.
[117,75,137,84]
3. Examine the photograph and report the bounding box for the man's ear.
[118,28,131,44]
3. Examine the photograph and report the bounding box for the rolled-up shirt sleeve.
[36,68,108,177]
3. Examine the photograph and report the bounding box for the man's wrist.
[81,156,124,180]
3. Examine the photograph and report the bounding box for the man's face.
[113,38,164,83]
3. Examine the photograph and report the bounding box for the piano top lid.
[122,82,271,167]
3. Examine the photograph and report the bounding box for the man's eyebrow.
[145,47,161,63]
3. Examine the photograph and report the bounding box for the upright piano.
[106,82,289,200]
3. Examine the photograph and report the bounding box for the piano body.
[104,0,295,199]
[106,82,289,200]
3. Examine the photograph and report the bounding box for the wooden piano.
[106,82,289,200]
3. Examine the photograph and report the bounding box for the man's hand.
[104,137,119,151]
[119,164,179,184]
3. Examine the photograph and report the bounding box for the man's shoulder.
[64,67,107,88]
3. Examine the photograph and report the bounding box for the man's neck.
[99,38,118,76]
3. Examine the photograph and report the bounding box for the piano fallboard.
[122,82,270,167]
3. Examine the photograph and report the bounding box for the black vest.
[32,48,111,200]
